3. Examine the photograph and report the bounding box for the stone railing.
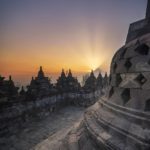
[0,90,102,137]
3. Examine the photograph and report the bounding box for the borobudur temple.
[60,1,150,150]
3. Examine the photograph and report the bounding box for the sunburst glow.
[0,0,146,85]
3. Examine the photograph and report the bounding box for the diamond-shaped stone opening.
[109,87,114,98]
[135,44,149,55]
[120,48,127,59]
[135,74,147,86]
[121,89,131,105]
[124,59,132,70]
[144,99,150,111]
[113,63,117,73]
[116,74,122,86]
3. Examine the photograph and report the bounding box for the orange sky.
[0,0,146,85]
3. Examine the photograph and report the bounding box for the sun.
[86,54,102,71]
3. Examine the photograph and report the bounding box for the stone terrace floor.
[0,106,85,150]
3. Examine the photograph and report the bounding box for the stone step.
[62,121,98,150]
[67,133,80,150]
[100,97,150,120]
[84,112,117,150]
[94,103,150,145]
[88,108,150,150]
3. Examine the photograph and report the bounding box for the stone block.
[115,59,127,73]
[110,74,117,86]
[111,47,125,63]
[126,89,141,108]
[129,56,150,72]
[142,72,150,89]
[109,87,124,105]
[124,44,139,58]
[119,73,141,88]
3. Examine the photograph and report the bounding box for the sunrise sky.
[0,0,147,86]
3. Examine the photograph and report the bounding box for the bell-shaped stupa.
[60,1,150,150]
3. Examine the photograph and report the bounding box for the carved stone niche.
[116,74,122,86]
[121,88,131,105]
[124,58,132,71]
[134,44,149,55]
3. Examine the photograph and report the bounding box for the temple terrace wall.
[0,90,101,137]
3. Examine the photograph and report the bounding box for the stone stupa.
[60,1,150,150]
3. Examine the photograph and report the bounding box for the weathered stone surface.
[0,65,104,138]
[0,107,84,150]
[142,72,150,89]
[60,1,150,150]
[119,73,141,88]
[114,60,127,73]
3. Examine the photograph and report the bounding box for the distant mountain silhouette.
[93,66,107,77]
